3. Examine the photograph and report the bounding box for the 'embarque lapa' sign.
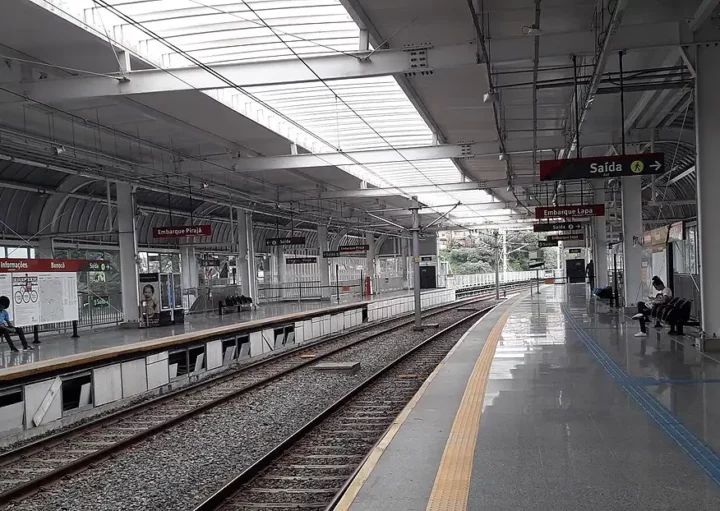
[539,153,664,181]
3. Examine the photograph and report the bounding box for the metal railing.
[447,271,539,289]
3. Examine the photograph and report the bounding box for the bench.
[650,297,698,335]
[218,295,254,316]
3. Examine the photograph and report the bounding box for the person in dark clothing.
[632,276,672,337]
[586,260,595,292]
[0,295,32,352]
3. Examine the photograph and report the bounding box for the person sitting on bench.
[632,276,672,337]
[0,295,33,352]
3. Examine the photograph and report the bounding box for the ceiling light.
[201,182,209,189]
[523,25,543,36]
[53,146,66,155]
[499,153,507,161]
[483,90,500,104]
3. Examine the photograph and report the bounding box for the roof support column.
[622,177,644,307]
[593,185,608,288]
[245,212,258,304]
[180,246,198,302]
[276,246,286,299]
[365,232,376,293]
[116,182,140,326]
[318,225,331,300]
[695,42,720,337]
[236,208,251,298]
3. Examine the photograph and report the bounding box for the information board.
[0,272,79,327]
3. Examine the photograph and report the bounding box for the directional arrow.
[651,161,662,171]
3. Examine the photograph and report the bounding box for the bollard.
[71,320,79,338]
[33,325,40,343]
[218,300,223,316]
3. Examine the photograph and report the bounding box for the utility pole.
[411,196,423,330]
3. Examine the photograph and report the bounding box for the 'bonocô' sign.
[533,222,584,233]
[153,225,212,238]
[539,153,664,181]
[535,204,605,219]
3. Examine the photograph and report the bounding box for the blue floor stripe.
[560,303,720,487]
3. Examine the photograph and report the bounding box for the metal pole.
[619,51,626,155]
[502,230,508,274]
[494,230,500,300]
[536,269,540,294]
[411,196,422,330]
[336,264,340,303]
[573,54,581,158]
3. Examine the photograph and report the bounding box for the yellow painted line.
[334,295,522,511]
[425,305,515,511]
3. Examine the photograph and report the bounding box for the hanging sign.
[568,248,583,254]
[668,221,684,242]
[533,222,584,233]
[153,225,212,238]
[323,251,343,258]
[547,233,584,242]
[645,226,669,247]
[538,240,559,248]
[265,237,306,247]
[339,244,370,253]
[535,204,605,219]
[0,259,110,273]
[286,257,317,265]
[539,153,665,181]
[199,259,221,267]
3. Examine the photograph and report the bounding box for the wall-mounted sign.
[153,225,212,238]
[548,233,584,242]
[266,237,306,247]
[568,248,583,254]
[538,240,559,248]
[668,221,684,242]
[286,257,317,265]
[0,272,79,327]
[539,153,664,181]
[644,226,669,247]
[0,259,110,273]
[533,222,584,233]
[535,204,605,219]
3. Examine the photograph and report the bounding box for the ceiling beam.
[689,0,720,32]
[315,179,538,199]
[187,127,693,173]
[0,22,686,106]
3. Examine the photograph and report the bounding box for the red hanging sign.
[535,204,605,219]
[152,225,212,238]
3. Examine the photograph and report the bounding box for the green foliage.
[440,231,559,275]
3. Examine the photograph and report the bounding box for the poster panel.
[7,272,79,327]
[139,273,160,327]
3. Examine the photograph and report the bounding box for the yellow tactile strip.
[334,296,521,511]
[425,306,514,511]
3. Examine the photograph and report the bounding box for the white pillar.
[237,209,251,296]
[365,232,376,279]
[245,211,258,303]
[400,237,409,285]
[116,182,140,325]
[593,186,608,288]
[696,43,720,336]
[621,177,643,307]
[180,246,198,292]
[276,246,286,298]
[318,225,331,299]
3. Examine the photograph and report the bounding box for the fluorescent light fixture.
[523,25,543,36]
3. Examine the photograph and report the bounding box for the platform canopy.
[0,0,709,247]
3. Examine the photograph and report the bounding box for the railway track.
[0,283,525,507]
[193,305,495,511]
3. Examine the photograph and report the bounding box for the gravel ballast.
[8,304,496,511]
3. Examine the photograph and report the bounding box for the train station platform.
[338,284,720,510]
[0,287,455,383]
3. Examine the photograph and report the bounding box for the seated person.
[0,295,33,352]
[632,277,672,337]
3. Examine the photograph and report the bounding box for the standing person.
[586,259,595,292]
[632,276,672,337]
[0,295,32,352]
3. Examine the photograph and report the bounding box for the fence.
[447,271,539,289]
